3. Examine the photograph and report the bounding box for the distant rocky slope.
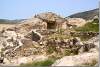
[68,8,99,20]
[0,19,25,24]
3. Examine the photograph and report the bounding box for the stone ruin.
[34,12,69,29]
[0,30,42,63]
[0,12,99,65]
[0,28,97,64]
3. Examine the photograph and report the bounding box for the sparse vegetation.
[75,19,99,32]
[20,58,55,67]
[63,49,72,56]
[82,59,98,66]
[48,32,71,40]
[72,34,93,41]
[68,8,99,20]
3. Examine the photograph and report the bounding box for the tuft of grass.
[72,35,93,41]
[20,58,55,67]
[63,49,72,56]
[46,47,56,54]
[48,33,71,40]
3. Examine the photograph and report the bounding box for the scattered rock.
[52,35,99,66]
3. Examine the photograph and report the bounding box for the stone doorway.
[47,22,56,29]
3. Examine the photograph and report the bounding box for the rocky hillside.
[68,8,99,20]
[0,11,99,66]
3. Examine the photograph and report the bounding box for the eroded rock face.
[0,28,48,62]
[0,31,24,51]
[52,35,99,66]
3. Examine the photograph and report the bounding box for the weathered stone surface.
[52,35,99,66]
[34,12,68,29]
[35,12,64,22]
[9,55,48,65]
[52,51,98,66]
[67,18,86,27]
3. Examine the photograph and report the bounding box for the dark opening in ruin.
[47,22,56,29]
[32,31,41,42]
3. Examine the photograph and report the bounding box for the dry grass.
[82,59,98,66]
[0,24,16,31]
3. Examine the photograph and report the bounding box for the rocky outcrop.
[52,35,99,66]
[87,35,99,48]
[52,51,98,66]
[67,18,86,27]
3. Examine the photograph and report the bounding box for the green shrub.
[20,58,55,67]
[75,19,99,32]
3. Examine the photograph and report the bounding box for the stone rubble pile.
[0,28,98,65]
[0,29,42,64]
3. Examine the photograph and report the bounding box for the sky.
[0,0,99,20]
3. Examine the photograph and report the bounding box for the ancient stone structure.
[34,12,68,29]
[0,12,98,66]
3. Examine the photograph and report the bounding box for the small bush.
[20,58,55,67]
